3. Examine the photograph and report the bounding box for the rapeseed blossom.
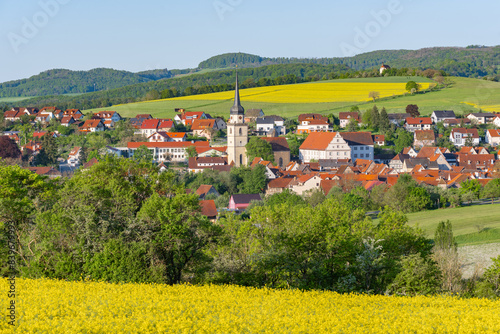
[1,278,498,333]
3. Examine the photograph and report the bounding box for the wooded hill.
[200,47,500,78]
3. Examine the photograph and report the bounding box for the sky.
[0,0,499,83]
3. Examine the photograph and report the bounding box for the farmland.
[84,76,500,120]
[405,203,500,245]
[2,278,500,333]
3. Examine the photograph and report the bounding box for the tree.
[350,105,360,112]
[0,136,21,159]
[379,107,391,134]
[347,118,359,132]
[394,129,414,154]
[483,255,500,295]
[460,179,481,202]
[0,165,56,275]
[433,221,461,292]
[368,91,380,102]
[186,146,198,158]
[483,179,500,204]
[370,105,380,131]
[36,134,58,166]
[133,145,153,162]
[405,81,420,93]
[245,137,274,163]
[406,104,420,118]
[388,253,442,296]
[136,192,222,284]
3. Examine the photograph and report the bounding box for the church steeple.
[230,72,244,115]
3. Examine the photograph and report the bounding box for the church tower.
[227,73,248,167]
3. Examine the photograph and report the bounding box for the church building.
[227,73,248,166]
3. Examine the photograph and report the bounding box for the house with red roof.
[288,174,322,195]
[199,200,218,221]
[188,156,227,173]
[372,134,385,146]
[486,129,500,146]
[299,131,374,163]
[68,147,81,166]
[26,167,61,179]
[93,111,122,123]
[79,119,105,133]
[174,111,207,126]
[449,128,479,147]
[127,141,210,163]
[414,130,436,148]
[195,185,220,199]
[339,112,361,128]
[148,132,187,143]
[60,115,77,127]
[404,117,432,132]
[192,119,217,139]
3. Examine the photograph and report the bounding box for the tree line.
[2,157,499,297]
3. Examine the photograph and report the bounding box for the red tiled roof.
[192,119,215,130]
[196,185,215,196]
[406,117,432,125]
[414,130,435,141]
[199,200,218,218]
[451,128,479,138]
[300,132,337,150]
[141,119,161,129]
[339,112,360,121]
[487,129,500,138]
[268,177,294,189]
[80,119,102,129]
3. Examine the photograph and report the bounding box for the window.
[239,154,243,165]
[239,128,242,135]
[229,128,232,134]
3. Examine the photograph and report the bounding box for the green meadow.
[83,76,500,119]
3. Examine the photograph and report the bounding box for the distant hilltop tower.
[380,63,391,75]
[226,72,248,167]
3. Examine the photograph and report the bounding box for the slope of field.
[406,203,500,245]
[2,278,499,333]
[85,77,500,120]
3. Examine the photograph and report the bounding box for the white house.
[339,112,361,128]
[486,129,500,146]
[450,128,480,147]
[127,141,210,163]
[405,117,433,132]
[299,131,374,163]
[256,116,286,136]
[467,113,496,125]
[431,110,456,124]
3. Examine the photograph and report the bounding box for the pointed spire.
[230,71,244,115]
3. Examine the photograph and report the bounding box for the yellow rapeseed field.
[1,278,500,333]
[164,82,432,104]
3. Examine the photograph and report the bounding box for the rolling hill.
[1,46,499,101]
[84,76,500,120]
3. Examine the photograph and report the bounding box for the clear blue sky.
[0,0,498,83]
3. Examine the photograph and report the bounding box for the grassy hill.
[406,203,500,246]
[84,76,500,120]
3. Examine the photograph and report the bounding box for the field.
[406,203,500,246]
[0,97,34,103]
[2,278,500,333]
[83,76,500,120]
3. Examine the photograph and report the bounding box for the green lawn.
[406,204,500,246]
[83,76,500,119]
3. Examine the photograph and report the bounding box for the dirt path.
[458,243,500,279]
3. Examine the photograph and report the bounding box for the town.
[2,72,500,219]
